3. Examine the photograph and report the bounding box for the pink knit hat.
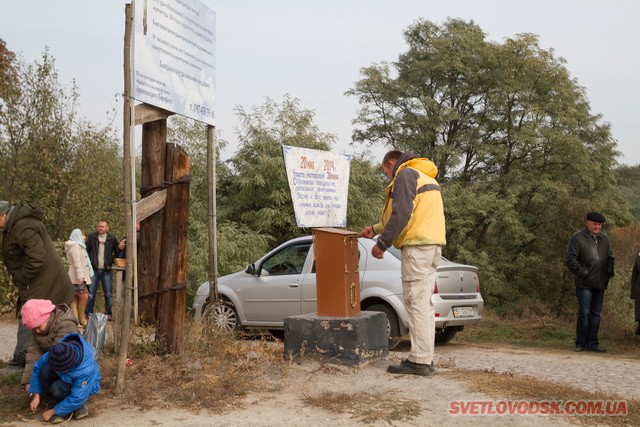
[21,299,56,329]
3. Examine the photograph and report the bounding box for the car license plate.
[453,307,474,318]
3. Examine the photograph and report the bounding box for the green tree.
[346,154,386,232]
[0,45,123,313]
[56,119,123,238]
[221,96,387,245]
[614,165,640,221]
[219,96,385,247]
[220,96,335,246]
[0,48,123,239]
[348,19,632,314]
[165,115,260,304]
[0,39,18,101]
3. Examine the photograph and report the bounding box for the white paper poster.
[282,146,352,228]
[133,0,216,125]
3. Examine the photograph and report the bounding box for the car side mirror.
[245,263,256,275]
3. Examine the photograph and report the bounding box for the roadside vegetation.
[459,308,640,353]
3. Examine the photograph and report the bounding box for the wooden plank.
[134,103,174,126]
[135,189,167,222]
[207,125,219,304]
[138,119,167,325]
[156,143,190,353]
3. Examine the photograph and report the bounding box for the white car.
[193,236,483,346]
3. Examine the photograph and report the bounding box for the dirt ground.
[2,316,639,426]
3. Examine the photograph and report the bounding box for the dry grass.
[95,320,287,412]
[445,369,640,425]
[0,370,30,424]
[0,320,289,424]
[302,390,422,424]
[457,308,640,353]
[93,320,426,425]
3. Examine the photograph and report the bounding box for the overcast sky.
[2,0,639,165]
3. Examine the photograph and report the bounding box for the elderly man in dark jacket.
[0,201,73,374]
[565,211,615,353]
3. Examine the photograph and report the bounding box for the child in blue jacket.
[28,332,101,424]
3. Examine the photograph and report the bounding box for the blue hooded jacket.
[29,332,101,417]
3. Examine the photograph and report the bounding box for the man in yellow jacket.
[360,150,446,376]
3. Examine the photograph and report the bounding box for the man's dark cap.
[586,211,606,223]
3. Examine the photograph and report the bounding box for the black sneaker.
[49,415,66,424]
[74,405,89,420]
[574,346,584,352]
[387,359,433,376]
[587,346,607,353]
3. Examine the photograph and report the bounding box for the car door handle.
[288,283,299,288]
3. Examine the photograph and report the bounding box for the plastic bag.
[84,313,108,355]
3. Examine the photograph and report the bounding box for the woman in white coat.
[64,229,93,327]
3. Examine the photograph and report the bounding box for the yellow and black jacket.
[373,153,446,250]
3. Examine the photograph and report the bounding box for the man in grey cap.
[565,211,615,353]
[0,201,73,376]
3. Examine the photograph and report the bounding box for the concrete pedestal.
[283,311,388,365]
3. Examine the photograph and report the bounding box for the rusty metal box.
[313,228,361,317]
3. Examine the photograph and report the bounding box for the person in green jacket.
[0,201,73,376]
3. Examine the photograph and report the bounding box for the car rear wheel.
[203,300,239,333]
[365,304,402,349]
[435,326,459,344]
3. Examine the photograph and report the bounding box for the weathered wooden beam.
[116,2,134,394]
[136,189,167,222]
[134,103,174,126]
[138,119,167,324]
[207,125,219,304]
[156,143,190,353]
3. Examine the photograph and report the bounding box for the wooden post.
[117,3,134,393]
[156,143,190,353]
[138,119,167,324]
[112,267,125,349]
[207,125,219,304]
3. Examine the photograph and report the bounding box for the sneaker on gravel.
[49,415,65,424]
[387,359,433,376]
[74,405,89,420]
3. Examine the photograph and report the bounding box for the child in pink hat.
[20,299,79,390]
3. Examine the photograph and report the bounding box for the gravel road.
[2,316,638,426]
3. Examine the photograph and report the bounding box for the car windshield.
[260,243,310,275]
